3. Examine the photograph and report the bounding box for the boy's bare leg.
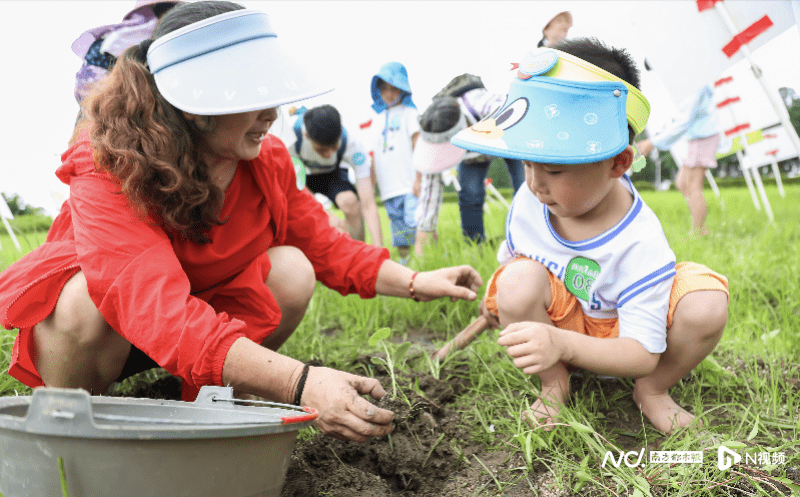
[397,245,411,259]
[633,290,728,433]
[523,362,570,429]
[496,259,570,429]
[334,191,365,242]
[676,166,709,236]
[414,230,437,257]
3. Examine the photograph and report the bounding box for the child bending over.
[451,38,729,434]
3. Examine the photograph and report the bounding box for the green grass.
[2,185,799,495]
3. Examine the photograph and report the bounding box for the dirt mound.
[282,371,472,497]
[112,364,536,496]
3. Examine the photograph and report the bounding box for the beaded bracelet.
[294,364,310,406]
[409,271,420,302]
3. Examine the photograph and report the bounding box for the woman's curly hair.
[84,1,245,243]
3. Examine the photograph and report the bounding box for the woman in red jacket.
[0,1,481,443]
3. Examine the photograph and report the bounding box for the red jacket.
[0,132,389,398]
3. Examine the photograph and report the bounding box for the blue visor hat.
[147,10,333,115]
[451,48,650,165]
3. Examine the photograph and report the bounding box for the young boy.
[364,61,421,264]
[451,38,729,434]
[288,105,384,246]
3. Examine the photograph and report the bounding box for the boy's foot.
[632,387,698,434]
[522,383,569,431]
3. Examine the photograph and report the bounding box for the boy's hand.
[497,322,565,374]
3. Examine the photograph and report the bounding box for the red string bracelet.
[409,271,420,302]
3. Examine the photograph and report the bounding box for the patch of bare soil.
[281,362,533,497]
[111,359,800,496]
[116,362,545,496]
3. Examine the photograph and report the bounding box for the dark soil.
[281,366,487,497]
[112,355,800,497]
[114,362,540,496]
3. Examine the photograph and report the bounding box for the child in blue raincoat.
[362,62,421,264]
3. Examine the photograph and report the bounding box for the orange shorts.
[485,259,728,339]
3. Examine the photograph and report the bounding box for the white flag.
[0,195,14,220]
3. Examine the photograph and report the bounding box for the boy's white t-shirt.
[288,121,371,179]
[366,104,420,201]
[498,176,676,354]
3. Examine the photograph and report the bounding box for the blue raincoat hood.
[371,61,415,112]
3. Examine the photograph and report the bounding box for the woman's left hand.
[412,266,483,302]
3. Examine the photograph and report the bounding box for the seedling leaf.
[568,421,594,433]
[395,342,412,364]
[746,414,759,441]
[369,327,391,347]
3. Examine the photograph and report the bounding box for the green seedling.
[368,327,411,401]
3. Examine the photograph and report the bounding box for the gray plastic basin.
[0,386,315,497]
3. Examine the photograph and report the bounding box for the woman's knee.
[266,246,316,311]
[42,271,112,345]
[495,260,551,321]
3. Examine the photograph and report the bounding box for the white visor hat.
[147,9,333,115]
[413,113,468,173]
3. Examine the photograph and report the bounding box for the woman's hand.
[412,266,483,302]
[301,367,395,442]
[497,322,566,375]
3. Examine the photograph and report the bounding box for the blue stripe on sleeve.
[506,196,517,253]
[617,261,676,308]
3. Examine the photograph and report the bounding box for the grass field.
[1,184,799,496]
